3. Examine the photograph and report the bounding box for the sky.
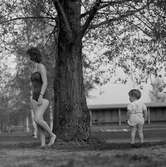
[87,80,152,105]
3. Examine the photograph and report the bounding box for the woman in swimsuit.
[27,47,56,147]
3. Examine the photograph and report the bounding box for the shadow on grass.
[94,141,166,150]
[78,138,166,151]
[0,135,166,151]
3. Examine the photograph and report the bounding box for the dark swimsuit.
[31,71,48,101]
[31,71,43,101]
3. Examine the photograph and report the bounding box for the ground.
[0,123,166,167]
[1,143,166,167]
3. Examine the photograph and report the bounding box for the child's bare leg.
[130,126,137,144]
[40,132,46,147]
[138,124,144,143]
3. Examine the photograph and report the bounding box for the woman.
[27,47,56,147]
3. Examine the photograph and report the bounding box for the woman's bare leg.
[31,110,38,138]
[32,99,56,146]
[35,99,53,135]
[30,100,38,138]
[40,131,46,147]
[37,125,46,147]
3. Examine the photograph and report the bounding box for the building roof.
[88,102,166,110]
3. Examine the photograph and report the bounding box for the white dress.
[127,100,146,126]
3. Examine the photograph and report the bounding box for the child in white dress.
[127,89,147,145]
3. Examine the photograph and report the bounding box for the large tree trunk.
[53,0,90,141]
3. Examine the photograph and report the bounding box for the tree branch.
[89,6,147,30]
[44,25,58,46]
[125,19,152,37]
[81,0,102,37]
[52,0,73,41]
[0,16,56,25]
[99,0,135,10]
[81,0,134,18]
[134,14,153,31]
[125,4,154,31]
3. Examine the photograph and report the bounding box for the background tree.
[0,51,15,132]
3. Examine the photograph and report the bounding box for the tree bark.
[53,0,90,141]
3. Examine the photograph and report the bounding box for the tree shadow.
[0,135,166,151]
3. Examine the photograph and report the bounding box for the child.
[127,89,147,145]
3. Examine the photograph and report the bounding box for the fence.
[88,103,166,125]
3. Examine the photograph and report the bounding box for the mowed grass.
[1,142,166,167]
[1,127,166,167]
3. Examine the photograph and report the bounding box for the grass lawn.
[1,125,166,167]
[1,138,166,167]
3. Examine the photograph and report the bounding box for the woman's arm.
[39,63,48,97]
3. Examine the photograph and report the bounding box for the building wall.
[89,103,166,125]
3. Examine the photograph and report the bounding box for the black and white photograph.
[0,0,166,166]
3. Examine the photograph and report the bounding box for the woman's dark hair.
[128,89,141,100]
[27,47,42,63]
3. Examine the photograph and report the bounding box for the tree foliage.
[1,0,162,88]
